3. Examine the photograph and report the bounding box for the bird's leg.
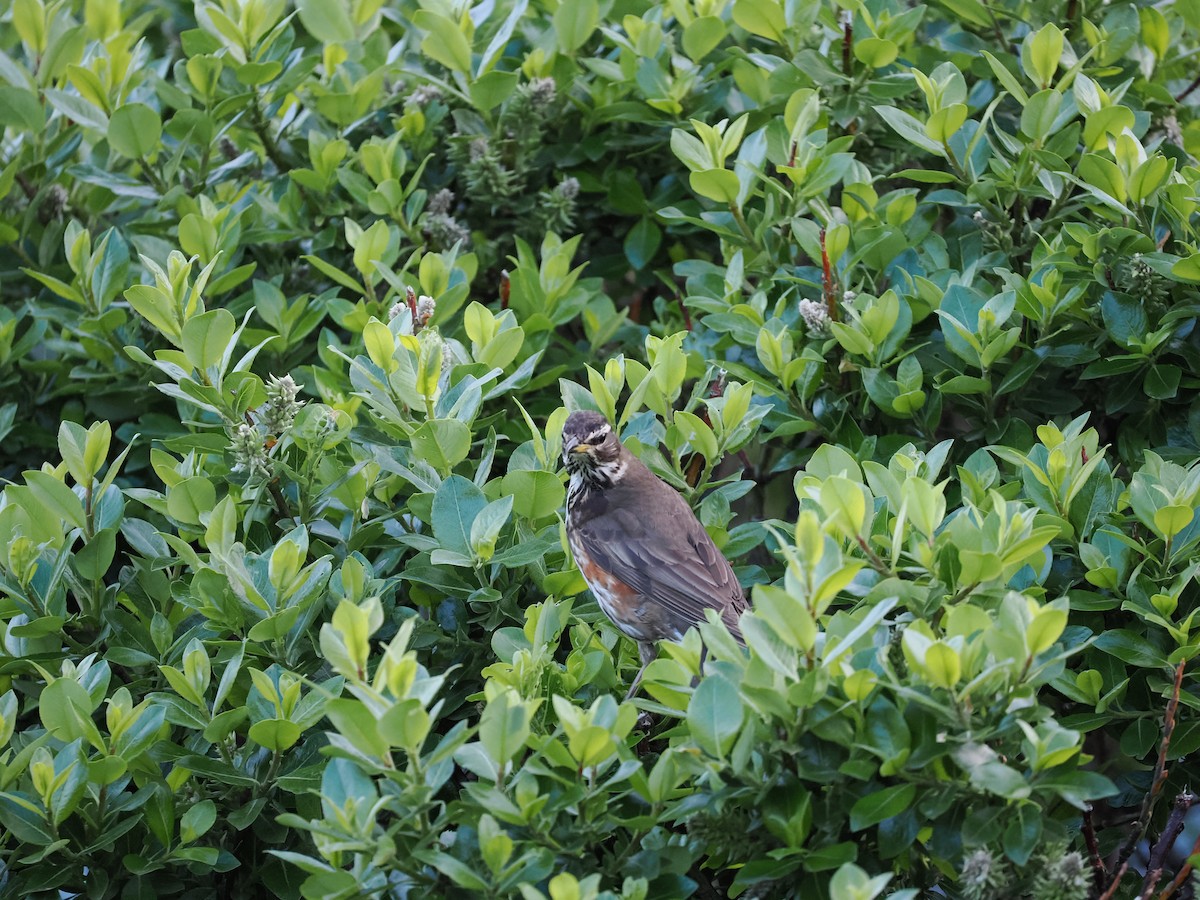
[624,641,659,701]
[690,643,709,689]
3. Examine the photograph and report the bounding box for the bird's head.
[562,410,621,477]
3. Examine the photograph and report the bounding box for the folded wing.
[575,490,746,643]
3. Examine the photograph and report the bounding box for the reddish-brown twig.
[1155,828,1200,899]
[1176,74,1200,103]
[1139,792,1195,898]
[841,14,853,76]
[1083,806,1107,891]
[676,293,692,331]
[819,228,839,322]
[1100,660,1187,899]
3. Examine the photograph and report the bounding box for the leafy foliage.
[1,0,1200,898]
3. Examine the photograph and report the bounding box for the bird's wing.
[575,488,746,642]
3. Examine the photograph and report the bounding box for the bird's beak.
[562,434,591,455]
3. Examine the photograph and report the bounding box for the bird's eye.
[586,427,610,443]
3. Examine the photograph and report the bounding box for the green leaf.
[1128,155,1173,204]
[850,783,916,830]
[820,476,867,539]
[180,800,217,844]
[124,284,179,342]
[683,16,726,62]
[925,104,967,143]
[302,254,366,294]
[377,699,431,750]
[1144,364,1181,400]
[874,106,943,155]
[1171,254,1200,283]
[58,420,104,486]
[1078,154,1126,205]
[673,410,719,462]
[469,495,513,561]
[296,0,355,43]
[1026,606,1067,655]
[108,103,162,159]
[181,308,236,373]
[418,850,490,891]
[970,760,1031,799]
[1099,291,1146,346]
[1036,769,1118,809]
[689,168,740,203]
[732,0,785,41]
[1153,505,1193,539]
[554,0,598,52]
[1026,23,1063,87]
[40,679,104,750]
[624,217,662,270]
[431,475,488,557]
[479,690,533,773]
[500,470,565,520]
[981,51,1028,104]
[477,0,529,75]
[248,718,302,752]
[167,477,216,526]
[0,86,45,133]
[1020,89,1062,142]
[687,673,743,757]
[23,268,83,303]
[410,419,472,472]
[671,129,711,172]
[1003,806,1042,866]
[23,471,87,531]
[414,11,472,73]
[324,699,389,758]
[468,70,519,111]
[1093,630,1169,669]
[362,319,397,373]
[830,321,874,356]
[854,37,898,68]
[924,642,961,688]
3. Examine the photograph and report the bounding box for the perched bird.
[561,410,747,698]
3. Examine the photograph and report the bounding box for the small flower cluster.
[230,422,269,477]
[798,297,832,339]
[229,373,305,478]
[527,76,556,109]
[388,287,436,333]
[1158,112,1183,147]
[1116,251,1167,308]
[41,185,68,223]
[1028,850,1089,900]
[407,84,443,108]
[423,188,470,250]
[504,77,557,136]
[415,294,436,329]
[535,177,580,234]
[262,374,303,434]
[958,845,1089,900]
[974,207,1019,256]
[960,848,1009,900]
[461,137,518,209]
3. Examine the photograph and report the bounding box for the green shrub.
[1,0,1199,898]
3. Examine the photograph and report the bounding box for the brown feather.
[568,444,746,644]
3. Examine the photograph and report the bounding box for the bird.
[561,409,747,699]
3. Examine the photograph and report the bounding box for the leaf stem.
[727,202,756,248]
